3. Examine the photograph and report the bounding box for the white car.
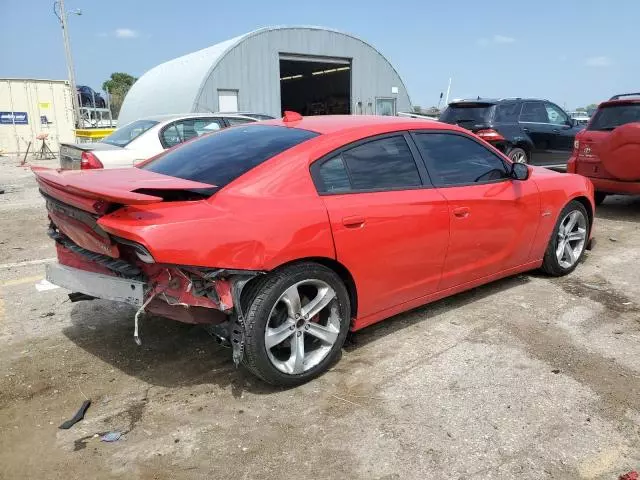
[59,113,259,170]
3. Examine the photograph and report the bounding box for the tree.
[412,105,422,113]
[102,72,137,118]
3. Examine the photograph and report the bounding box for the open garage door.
[279,54,351,116]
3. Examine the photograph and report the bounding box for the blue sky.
[1,0,637,109]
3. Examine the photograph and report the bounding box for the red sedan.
[34,114,595,386]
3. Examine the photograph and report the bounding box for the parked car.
[568,93,640,204]
[77,85,106,109]
[35,114,594,386]
[215,111,275,120]
[440,98,584,168]
[59,113,258,169]
[569,111,591,126]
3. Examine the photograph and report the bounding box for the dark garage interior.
[279,57,351,116]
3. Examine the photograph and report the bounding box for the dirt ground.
[1,155,639,480]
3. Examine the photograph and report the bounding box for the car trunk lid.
[34,167,216,257]
[574,130,616,179]
[59,142,124,170]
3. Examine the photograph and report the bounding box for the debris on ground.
[619,471,638,480]
[100,431,123,442]
[551,369,561,374]
[35,279,59,292]
[59,400,91,429]
[610,237,619,242]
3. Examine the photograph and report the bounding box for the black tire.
[541,200,589,276]
[594,192,607,206]
[242,262,351,386]
[508,147,528,164]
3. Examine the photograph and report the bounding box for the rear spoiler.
[33,167,163,214]
[609,93,640,100]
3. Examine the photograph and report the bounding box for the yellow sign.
[39,102,50,109]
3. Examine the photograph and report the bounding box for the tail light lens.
[475,129,505,142]
[80,151,104,169]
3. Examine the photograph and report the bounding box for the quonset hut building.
[118,26,411,125]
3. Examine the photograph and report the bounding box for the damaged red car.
[35,115,595,386]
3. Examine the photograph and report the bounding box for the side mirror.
[566,118,575,128]
[511,162,529,180]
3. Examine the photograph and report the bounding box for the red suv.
[568,93,640,204]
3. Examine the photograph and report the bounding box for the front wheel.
[541,201,589,276]
[242,263,351,386]
[508,147,528,164]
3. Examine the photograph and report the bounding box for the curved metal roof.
[119,26,411,125]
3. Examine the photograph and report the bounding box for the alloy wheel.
[556,210,587,269]
[264,279,341,374]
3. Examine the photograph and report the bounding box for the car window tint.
[226,117,255,126]
[545,103,569,125]
[317,156,351,193]
[162,118,224,147]
[339,136,421,190]
[414,133,509,186]
[142,125,318,189]
[519,102,549,123]
[494,103,521,122]
[161,125,182,147]
[588,104,640,131]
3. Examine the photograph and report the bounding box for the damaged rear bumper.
[46,263,145,306]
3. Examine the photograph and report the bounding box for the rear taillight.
[80,151,104,169]
[475,129,505,142]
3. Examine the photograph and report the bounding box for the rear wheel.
[541,201,589,276]
[242,263,351,386]
[594,192,607,205]
[508,147,528,164]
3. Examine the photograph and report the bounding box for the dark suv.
[440,98,584,168]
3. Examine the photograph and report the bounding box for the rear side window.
[102,119,159,147]
[315,136,422,193]
[414,133,509,186]
[142,125,318,188]
[439,104,495,126]
[588,104,640,131]
[494,103,521,122]
[519,102,548,123]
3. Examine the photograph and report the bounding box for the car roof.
[260,114,463,135]
[449,97,548,106]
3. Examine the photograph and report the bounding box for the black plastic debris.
[59,400,91,429]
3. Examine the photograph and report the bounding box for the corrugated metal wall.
[195,28,411,117]
[0,79,76,155]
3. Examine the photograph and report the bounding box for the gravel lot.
[1,155,639,479]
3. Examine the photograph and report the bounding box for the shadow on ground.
[62,274,531,393]
[595,195,640,223]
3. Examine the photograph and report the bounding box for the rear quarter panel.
[527,168,595,261]
[98,145,336,270]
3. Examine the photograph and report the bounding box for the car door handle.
[552,129,560,133]
[453,207,470,218]
[342,216,365,228]
[522,128,530,133]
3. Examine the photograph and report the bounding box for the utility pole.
[54,0,81,127]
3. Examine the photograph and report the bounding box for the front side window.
[545,103,569,125]
[519,102,548,123]
[313,136,422,193]
[414,133,509,187]
[102,119,159,147]
[142,124,318,189]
